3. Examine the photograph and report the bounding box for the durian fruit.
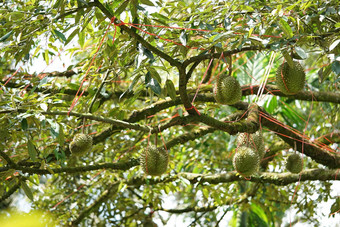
[237,131,265,158]
[285,153,303,173]
[276,61,306,95]
[233,146,260,177]
[140,145,169,176]
[69,133,93,156]
[214,74,242,105]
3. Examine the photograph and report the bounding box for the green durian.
[140,145,169,176]
[69,133,93,156]
[285,153,303,173]
[233,146,260,177]
[276,61,306,95]
[214,74,242,105]
[237,131,265,158]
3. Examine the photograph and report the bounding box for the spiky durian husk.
[214,75,242,105]
[237,131,265,158]
[140,145,169,176]
[69,133,93,156]
[276,61,306,95]
[285,153,303,173]
[233,146,260,177]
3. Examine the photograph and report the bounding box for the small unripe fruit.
[140,145,169,176]
[69,133,93,156]
[285,153,303,173]
[233,146,260,177]
[214,75,242,105]
[237,131,265,158]
[276,61,306,95]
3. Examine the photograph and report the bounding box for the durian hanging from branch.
[69,133,93,156]
[213,56,242,105]
[140,145,169,176]
[276,50,306,95]
[233,146,260,177]
[285,153,303,173]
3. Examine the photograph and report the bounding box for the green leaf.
[166,79,177,100]
[294,46,307,59]
[115,0,129,16]
[332,61,340,75]
[27,140,37,161]
[53,29,67,42]
[265,96,277,114]
[330,197,340,217]
[143,48,155,62]
[318,65,332,83]
[145,72,161,95]
[147,67,162,84]
[0,31,13,42]
[44,49,49,65]
[21,118,28,130]
[58,124,65,147]
[202,188,209,199]
[79,30,85,48]
[90,100,101,113]
[47,119,60,138]
[329,39,340,51]
[279,18,293,38]
[66,28,80,45]
[140,0,154,6]
[21,181,34,202]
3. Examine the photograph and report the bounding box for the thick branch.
[316,132,340,145]
[261,112,340,168]
[0,159,140,175]
[165,111,245,149]
[0,180,21,203]
[127,169,339,187]
[0,109,152,133]
[178,65,197,115]
[0,151,17,168]
[242,84,340,103]
[158,204,218,213]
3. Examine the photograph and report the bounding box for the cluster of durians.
[233,131,265,177]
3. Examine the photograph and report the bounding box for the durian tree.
[1,0,340,226]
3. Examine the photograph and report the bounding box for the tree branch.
[93,1,182,68]
[0,179,21,203]
[126,168,339,187]
[0,159,140,175]
[70,181,120,226]
[242,84,340,104]
[261,111,340,169]
[183,46,267,67]
[316,132,340,145]
[157,204,218,213]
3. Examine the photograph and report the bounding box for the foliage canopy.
[1,0,340,226]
